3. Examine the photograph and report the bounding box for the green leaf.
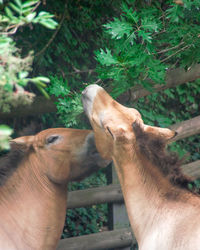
[0,125,13,136]
[164,89,175,98]
[124,32,136,46]
[5,7,14,19]
[104,17,133,39]
[25,12,36,22]
[166,4,184,23]
[138,30,152,43]
[18,71,28,79]
[121,2,138,23]
[39,19,57,29]
[9,2,21,14]
[22,0,38,8]
[14,0,22,7]
[3,83,13,92]
[37,11,54,19]
[18,79,28,86]
[188,95,194,102]
[141,18,158,32]
[34,80,47,88]
[0,14,10,22]
[177,86,186,95]
[33,76,50,83]
[36,85,50,99]
[0,124,13,150]
[141,81,154,92]
[21,6,34,14]
[0,36,12,46]
[96,48,118,66]
[156,114,172,126]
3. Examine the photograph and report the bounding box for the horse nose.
[82,84,102,98]
[82,84,102,117]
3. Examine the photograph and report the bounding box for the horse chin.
[94,154,111,168]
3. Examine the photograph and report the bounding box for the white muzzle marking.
[82,84,102,118]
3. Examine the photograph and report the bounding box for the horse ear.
[143,124,177,141]
[10,135,34,146]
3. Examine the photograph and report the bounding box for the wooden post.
[107,164,136,250]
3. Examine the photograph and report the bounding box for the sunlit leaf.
[96,48,118,66]
[5,7,14,19]
[22,0,38,8]
[14,0,22,7]
[25,12,36,22]
[0,125,13,136]
[39,19,57,29]
[9,2,21,14]
[104,17,133,39]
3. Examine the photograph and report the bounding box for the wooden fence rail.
[67,160,200,209]
[57,227,135,250]
[67,183,123,209]
[170,115,200,142]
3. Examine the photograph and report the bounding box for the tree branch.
[161,45,190,63]
[157,42,185,54]
[0,96,57,120]
[1,64,200,119]
[118,64,200,103]
[35,1,68,57]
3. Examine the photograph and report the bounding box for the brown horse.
[0,128,109,250]
[82,84,200,250]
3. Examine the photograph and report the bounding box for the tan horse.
[0,128,109,250]
[82,84,200,250]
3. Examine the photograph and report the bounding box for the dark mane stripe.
[132,122,196,193]
[0,144,27,186]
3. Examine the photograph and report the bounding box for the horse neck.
[0,154,68,250]
[112,144,191,243]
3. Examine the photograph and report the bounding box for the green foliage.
[28,0,123,128]
[64,204,107,238]
[0,125,12,150]
[95,0,200,97]
[47,76,84,128]
[0,0,57,150]
[0,35,34,92]
[135,80,200,159]
[1,0,57,30]
[62,170,108,238]
[0,0,57,108]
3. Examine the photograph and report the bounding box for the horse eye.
[46,135,60,144]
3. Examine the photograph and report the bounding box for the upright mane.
[0,144,27,186]
[132,122,196,194]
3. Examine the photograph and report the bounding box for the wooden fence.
[57,115,200,250]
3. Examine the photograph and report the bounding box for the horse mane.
[0,144,28,186]
[132,122,197,194]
